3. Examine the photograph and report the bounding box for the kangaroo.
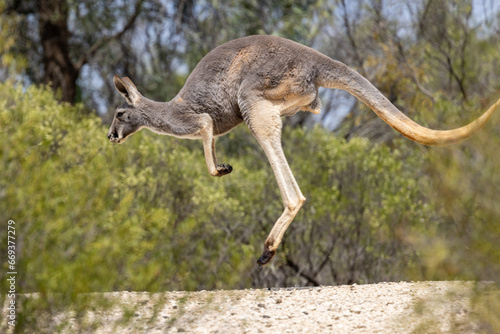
[108,35,499,265]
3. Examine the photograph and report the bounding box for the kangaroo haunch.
[108,35,500,265]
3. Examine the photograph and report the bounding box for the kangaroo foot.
[257,248,276,266]
[216,163,233,176]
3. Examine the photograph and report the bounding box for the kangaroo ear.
[113,75,141,105]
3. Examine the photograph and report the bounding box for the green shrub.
[1,82,465,331]
[268,128,435,285]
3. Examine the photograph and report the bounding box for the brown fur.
[108,35,499,265]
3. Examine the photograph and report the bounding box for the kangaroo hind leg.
[244,102,306,265]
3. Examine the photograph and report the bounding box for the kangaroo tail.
[317,59,499,145]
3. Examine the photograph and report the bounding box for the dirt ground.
[3,281,494,333]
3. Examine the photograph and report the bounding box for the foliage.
[408,98,500,332]
[1,0,500,331]
[258,129,435,286]
[1,0,331,109]
[0,82,442,331]
[411,100,500,282]
[317,0,500,141]
[0,2,27,77]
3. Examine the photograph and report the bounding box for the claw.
[216,163,233,176]
[257,248,276,266]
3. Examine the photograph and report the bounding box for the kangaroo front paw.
[215,163,233,176]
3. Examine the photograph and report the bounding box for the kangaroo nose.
[107,130,118,140]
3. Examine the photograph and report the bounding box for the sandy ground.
[3,281,494,333]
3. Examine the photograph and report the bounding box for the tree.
[307,0,499,143]
[3,0,143,103]
[2,0,329,109]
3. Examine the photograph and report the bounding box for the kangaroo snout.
[107,128,122,143]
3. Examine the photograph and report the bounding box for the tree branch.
[285,255,321,286]
[312,241,336,278]
[392,36,436,103]
[340,0,366,76]
[3,0,37,15]
[75,0,144,71]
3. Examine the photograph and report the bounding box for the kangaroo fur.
[108,35,500,265]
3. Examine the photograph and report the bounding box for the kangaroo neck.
[142,97,201,138]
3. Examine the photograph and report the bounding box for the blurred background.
[1,0,499,331]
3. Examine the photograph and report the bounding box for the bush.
[1,82,470,331]
[260,128,435,286]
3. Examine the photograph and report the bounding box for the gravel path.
[4,281,492,333]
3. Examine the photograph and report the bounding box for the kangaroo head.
[108,75,148,144]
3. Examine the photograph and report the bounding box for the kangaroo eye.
[117,111,125,118]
